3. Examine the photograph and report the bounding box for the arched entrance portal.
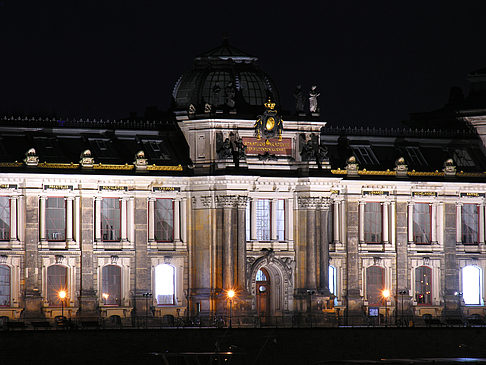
[256,268,270,319]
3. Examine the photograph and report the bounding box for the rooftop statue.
[309,85,320,113]
[293,85,305,113]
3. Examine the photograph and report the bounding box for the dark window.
[364,202,382,243]
[101,198,121,242]
[453,149,475,167]
[462,204,479,244]
[155,199,174,242]
[415,266,432,305]
[413,203,431,244]
[47,265,67,306]
[142,140,172,162]
[405,146,427,166]
[46,197,66,241]
[101,265,121,306]
[352,146,379,165]
[256,199,271,241]
[155,264,175,305]
[0,265,10,307]
[0,197,9,241]
[366,266,385,306]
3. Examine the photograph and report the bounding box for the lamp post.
[142,292,152,328]
[102,293,109,305]
[398,290,407,326]
[306,290,316,327]
[382,289,390,327]
[58,290,67,318]
[227,289,235,328]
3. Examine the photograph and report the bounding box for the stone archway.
[247,253,294,316]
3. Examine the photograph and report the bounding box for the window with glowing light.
[415,266,432,305]
[366,266,384,306]
[155,264,175,305]
[47,265,67,306]
[101,198,121,242]
[462,265,482,305]
[364,203,382,243]
[0,197,10,241]
[102,265,121,306]
[329,266,337,296]
[46,197,66,241]
[154,199,174,242]
[0,265,10,306]
[256,199,271,241]
[462,204,479,244]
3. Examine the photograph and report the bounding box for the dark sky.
[1,1,486,127]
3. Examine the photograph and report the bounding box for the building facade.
[1,42,486,324]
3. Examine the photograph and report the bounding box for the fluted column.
[390,201,396,244]
[121,198,128,242]
[480,203,485,244]
[181,198,187,243]
[333,200,340,243]
[9,196,17,241]
[39,196,47,242]
[408,202,414,243]
[250,198,257,241]
[340,200,346,244]
[174,199,181,242]
[95,197,102,242]
[148,198,155,242]
[456,203,462,243]
[223,198,234,290]
[319,200,330,295]
[431,203,438,243]
[302,198,318,290]
[66,197,74,242]
[74,197,80,244]
[383,201,389,243]
[359,201,365,243]
[237,197,248,291]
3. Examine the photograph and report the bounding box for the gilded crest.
[254,99,283,140]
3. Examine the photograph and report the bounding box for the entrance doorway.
[256,268,270,321]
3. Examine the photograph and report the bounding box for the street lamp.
[227,289,235,328]
[142,292,152,328]
[58,290,67,318]
[382,289,390,327]
[102,293,109,305]
[398,290,408,326]
[306,290,316,327]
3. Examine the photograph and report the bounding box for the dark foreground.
[2,327,486,365]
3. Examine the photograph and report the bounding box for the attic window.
[351,146,379,165]
[89,139,116,159]
[142,140,171,161]
[405,147,427,166]
[453,149,475,167]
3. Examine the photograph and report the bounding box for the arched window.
[366,266,384,306]
[0,265,10,306]
[462,265,482,305]
[102,265,121,306]
[155,264,175,305]
[329,266,337,295]
[415,266,432,305]
[47,265,67,306]
[256,269,267,282]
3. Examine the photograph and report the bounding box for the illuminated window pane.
[47,265,67,306]
[46,197,65,241]
[256,199,271,241]
[364,203,382,243]
[276,200,285,241]
[155,264,175,305]
[246,202,250,241]
[462,204,479,244]
[329,266,337,295]
[413,203,431,244]
[155,199,173,242]
[415,266,432,305]
[0,265,10,306]
[102,265,121,306]
[101,198,121,242]
[256,269,267,282]
[366,266,384,306]
[462,265,482,305]
[0,197,10,241]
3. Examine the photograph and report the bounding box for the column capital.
[236,195,249,209]
[297,196,321,209]
[215,195,238,208]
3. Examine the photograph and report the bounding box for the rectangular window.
[413,203,431,244]
[364,202,382,243]
[46,197,66,241]
[462,204,479,244]
[154,199,174,242]
[276,199,285,241]
[101,198,121,242]
[246,202,250,241]
[0,197,10,241]
[256,199,271,241]
[415,266,432,305]
[351,146,379,165]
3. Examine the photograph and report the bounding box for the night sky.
[1,1,486,127]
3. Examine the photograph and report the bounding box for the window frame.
[413,203,432,244]
[461,203,480,245]
[415,266,432,306]
[101,198,122,242]
[46,196,66,242]
[255,199,271,241]
[0,264,10,307]
[154,264,175,306]
[46,264,68,307]
[101,264,122,307]
[0,196,10,241]
[366,265,385,306]
[363,202,383,244]
[154,198,174,243]
[276,199,285,241]
[462,265,483,306]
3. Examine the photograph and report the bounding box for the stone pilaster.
[444,202,461,318]
[395,202,411,315]
[78,197,97,318]
[345,200,362,318]
[318,201,330,296]
[134,196,150,315]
